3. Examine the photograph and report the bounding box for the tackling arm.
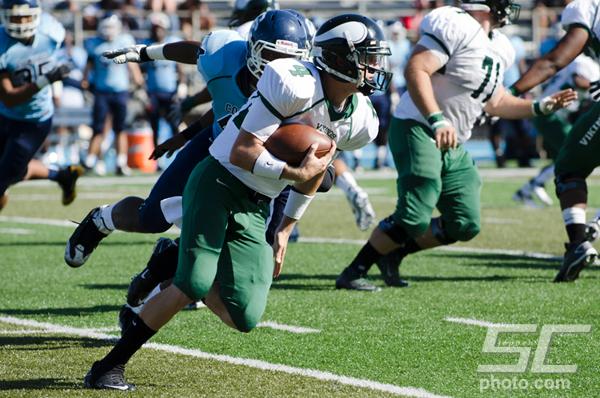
[512,27,589,94]
[0,72,43,107]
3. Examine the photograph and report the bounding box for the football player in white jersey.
[83,14,391,390]
[336,0,577,291]
[510,0,600,282]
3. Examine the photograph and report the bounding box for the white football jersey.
[393,6,515,143]
[561,0,600,61]
[210,58,379,198]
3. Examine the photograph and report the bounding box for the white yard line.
[257,321,320,334]
[0,215,563,261]
[0,227,32,235]
[0,315,450,398]
[444,317,514,329]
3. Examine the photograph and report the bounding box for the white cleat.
[349,190,376,231]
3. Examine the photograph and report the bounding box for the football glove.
[103,45,151,64]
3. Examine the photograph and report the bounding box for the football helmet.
[98,14,122,41]
[229,0,278,28]
[460,0,520,26]
[0,0,41,40]
[246,9,310,80]
[313,14,393,95]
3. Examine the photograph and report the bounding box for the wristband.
[145,44,167,60]
[427,111,450,131]
[532,101,543,116]
[283,189,314,220]
[35,75,50,89]
[253,149,285,179]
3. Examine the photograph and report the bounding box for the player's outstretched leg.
[333,159,376,231]
[64,206,113,267]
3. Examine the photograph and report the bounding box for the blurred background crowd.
[40,0,576,175]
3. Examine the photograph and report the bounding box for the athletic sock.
[84,154,97,169]
[531,164,555,187]
[94,204,116,233]
[117,154,128,168]
[563,207,587,244]
[347,241,382,275]
[47,168,60,181]
[94,314,156,374]
[398,239,421,257]
[335,171,360,199]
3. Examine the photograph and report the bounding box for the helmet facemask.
[1,3,41,40]
[461,0,521,27]
[350,36,393,95]
[247,38,310,80]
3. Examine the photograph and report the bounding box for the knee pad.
[138,199,172,233]
[317,164,335,193]
[555,174,587,197]
[439,217,480,242]
[431,217,458,245]
[378,216,410,244]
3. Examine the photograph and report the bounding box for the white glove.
[103,45,150,64]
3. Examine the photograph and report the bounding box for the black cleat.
[127,237,178,307]
[57,165,84,206]
[554,241,597,282]
[118,305,137,336]
[375,249,409,287]
[84,362,135,391]
[335,267,381,292]
[126,269,158,308]
[64,207,109,267]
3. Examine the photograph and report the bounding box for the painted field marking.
[0,227,33,235]
[0,215,564,262]
[0,315,450,398]
[444,317,513,328]
[257,321,320,334]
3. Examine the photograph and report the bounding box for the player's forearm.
[162,41,203,65]
[181,110,214,140]
[0,83,39,107]
[512,59,562,95]
[485,91,536,120]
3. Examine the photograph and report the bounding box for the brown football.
[264,123,333,167]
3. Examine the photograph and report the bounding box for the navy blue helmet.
[1,0,41,39]
[246,9,310,80]
[313,14,393,95]
[229,0,278,28]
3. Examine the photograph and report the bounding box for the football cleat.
[127,237,179,306]
[116,164,132,177]
[554,241,597,282]
[118,305,137,336]
[585,217,600,243]
[64,207,110,267]
[335,267,381,292]
[84,362,135,391]
[532,185,553,206]
[512,189,540,209]
[375,249,409,287]
[348,190,376,231]
[57,165,84,206]
[126,269,158,308]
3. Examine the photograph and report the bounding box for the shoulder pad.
[490,31,515,70]
[198,30,246,82]
[38,13,65,45]
[562,0,597,31]
[420,6,478,57]
[262,58,316,101]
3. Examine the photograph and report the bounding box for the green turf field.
[1,171,599,397]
